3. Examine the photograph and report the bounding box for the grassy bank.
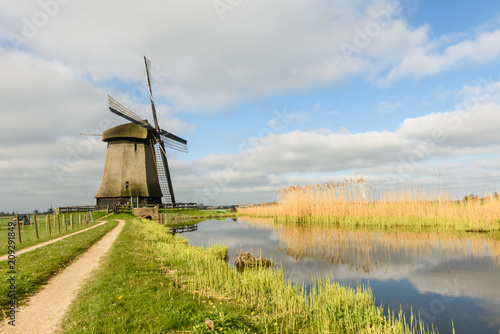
[0,211,110,254]
[0,219,118,312]
[239,179,500,232]
[63,214,434,333]
[163,208,238,220]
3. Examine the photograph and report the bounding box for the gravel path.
[1,219,125,334]
[0,220,111,262]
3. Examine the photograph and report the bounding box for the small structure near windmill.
[95,56,188,208]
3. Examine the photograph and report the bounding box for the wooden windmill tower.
[95,56,188,208]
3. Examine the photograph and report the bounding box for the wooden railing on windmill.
[93,56,191,223]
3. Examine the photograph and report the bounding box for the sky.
[1,0,500,213]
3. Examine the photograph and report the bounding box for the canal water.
[174,217,500,334]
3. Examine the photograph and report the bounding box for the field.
[238,178,500,232]
[161,208,237,221]
[0,211,109,254]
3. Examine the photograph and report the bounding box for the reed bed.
[239,178,500,231]
[139,218,436,333]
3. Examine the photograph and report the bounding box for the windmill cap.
[102,123,152,142]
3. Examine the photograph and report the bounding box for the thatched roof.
[102,123,150,141]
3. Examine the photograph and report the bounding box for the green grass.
[0,211,110,255]
[162,208,237,219]
[0,219,118,313]
[63,213,435,333]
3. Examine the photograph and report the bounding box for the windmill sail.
[151,140,173,204]
[144,56,160,131]
[108,95,153,130]
[161,134,188,153]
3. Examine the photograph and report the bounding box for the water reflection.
[243,217,500,272]
[169,224,198,235]
[181,217,500,334]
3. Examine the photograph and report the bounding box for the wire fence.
[0,211,109,253]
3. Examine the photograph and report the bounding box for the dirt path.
[1,219,125,334]
[0,220,110,262]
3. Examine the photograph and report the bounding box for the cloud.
[382,29,500,85]
[396,102,500,149]
[376,100,403,114]
[5,0,498,111]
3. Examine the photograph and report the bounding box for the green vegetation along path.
[1,220,124,334]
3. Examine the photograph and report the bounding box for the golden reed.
[239,178,500,231]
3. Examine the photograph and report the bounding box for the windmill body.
[95,123,163,207]
[95,56,188,208]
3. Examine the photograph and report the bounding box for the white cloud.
[382,29,500,85]
[396,102,500,148]
[376,100,403,114]
[5,0,494,111]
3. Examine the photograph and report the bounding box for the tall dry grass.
[239,178,500,231]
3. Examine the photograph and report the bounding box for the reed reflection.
[240,217,500,274]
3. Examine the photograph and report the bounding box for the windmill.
[95,56,187,208]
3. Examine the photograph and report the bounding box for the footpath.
[1,220,125,334]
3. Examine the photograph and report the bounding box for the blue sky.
[1,0,500,212]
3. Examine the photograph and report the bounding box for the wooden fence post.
[63,214,67,231]
[48,215,52,236]
[16,215,21,244]
[57,214,61,234]
[78,213,82,227]
[34,214,39,240]
[70,214,74,229]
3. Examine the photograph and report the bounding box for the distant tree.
[463,194,478,202]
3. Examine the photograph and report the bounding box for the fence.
[169,224,198,235]
[115,202,198,212]
[165,203,198,210]
[1,212,102,249]
[56,205,110,214]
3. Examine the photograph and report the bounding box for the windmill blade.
[161,135,188,153]
[159,129,187,145]
[144,56,160,131]
[108,95,153,130]
[155,138,177,205]
[151,140,172,204]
